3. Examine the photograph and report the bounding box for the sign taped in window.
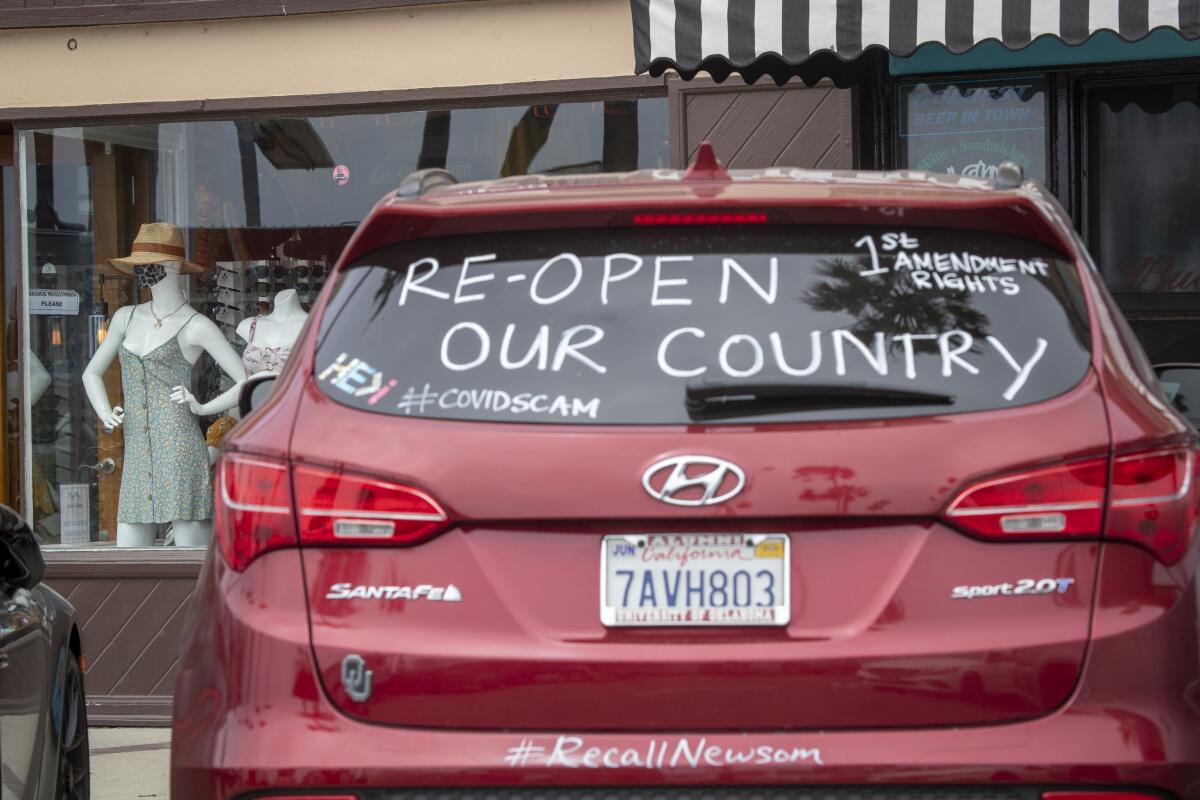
[898,77,1048,185]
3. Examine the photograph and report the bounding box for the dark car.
[172,148,1200,799]
[0,504,89,798]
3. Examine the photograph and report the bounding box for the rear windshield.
[314,226,1091,424]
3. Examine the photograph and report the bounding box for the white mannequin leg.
[117,522,157,548]
[173,519,212,548]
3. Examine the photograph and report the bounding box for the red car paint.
[171,156,1200,799]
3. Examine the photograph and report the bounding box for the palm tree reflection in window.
[804,257,990,352]
[788,257,993,515]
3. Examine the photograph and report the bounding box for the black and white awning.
[631,0,1200,85]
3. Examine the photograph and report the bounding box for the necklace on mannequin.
[150,299,188,328]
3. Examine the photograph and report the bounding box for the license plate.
[600,533,790,627]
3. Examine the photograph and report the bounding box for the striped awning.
[631,1,1200,85]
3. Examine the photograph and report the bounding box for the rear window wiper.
[685,381,956,420]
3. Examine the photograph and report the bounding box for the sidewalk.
[90,727,170,799]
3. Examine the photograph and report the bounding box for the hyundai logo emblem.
[642,455,746,506]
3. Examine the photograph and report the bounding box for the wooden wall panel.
[671,80,854,171]
[45,568,196,724]
[83,579,194,694]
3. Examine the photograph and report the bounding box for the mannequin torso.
[236,289,307,345]
[120,303,226,366]
[236,289,308,375]
[119,274,194,357]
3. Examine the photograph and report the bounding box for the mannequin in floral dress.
[82,223,246,548]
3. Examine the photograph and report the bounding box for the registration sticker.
[600,533,790,627]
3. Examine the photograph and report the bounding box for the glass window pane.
[1086,81,1200,364]
[19,96,668,549]
[316,226,1091,425]
[897,77,1049,185]
[1088,82,1200,296]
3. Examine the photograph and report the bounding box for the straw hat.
[111,222,204,274]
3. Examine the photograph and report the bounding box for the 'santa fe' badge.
[326,583,463,601]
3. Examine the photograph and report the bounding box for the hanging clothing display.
[116,314,213,524]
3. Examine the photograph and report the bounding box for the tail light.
[215,453,297,572]
[293,463,448,545]
[214,454,451,572]
[944,457,1106,538]
[1109,446,1199,564]
[944,444,1200,564]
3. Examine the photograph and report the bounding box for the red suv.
[171,147,1200,800]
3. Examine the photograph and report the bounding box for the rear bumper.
[215,791,1180,800]
[171,714,1198,799]
[170,546,1200,800]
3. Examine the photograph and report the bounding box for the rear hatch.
[294,223,1104,730]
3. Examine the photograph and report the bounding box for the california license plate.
[600,533,790,627]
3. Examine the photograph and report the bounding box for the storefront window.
[1087,80,1200,363]
[897,76,1048,184]
[19,97,668,548]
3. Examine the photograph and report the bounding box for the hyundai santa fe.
[171,146,1200,800]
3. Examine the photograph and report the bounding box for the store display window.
[18,97,668,548]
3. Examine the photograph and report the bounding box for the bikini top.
[241,316,292,376]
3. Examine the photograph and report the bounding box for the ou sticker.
[332,165,350,186]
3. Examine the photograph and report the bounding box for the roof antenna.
[684,141,731,182]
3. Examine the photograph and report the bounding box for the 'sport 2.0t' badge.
[951,577,1075,599]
